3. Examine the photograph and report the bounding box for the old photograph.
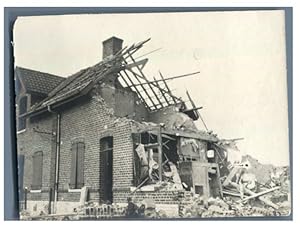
[13,10,291,220]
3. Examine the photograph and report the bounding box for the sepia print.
[14,11,291,220]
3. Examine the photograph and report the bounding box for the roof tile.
[16,67,65,95]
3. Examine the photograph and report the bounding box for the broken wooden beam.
[127,69,182,105]
[159,71,177,104]
[130,159,169,194]
[258,195,279,210]
[124,65,158,109]
[228,181,279,209]
[127,71,200,87]
[119,70,151,110]
[222,190,243,197]
[135,47,163,60]
[144,143,159,148]
[131,177,149,194]
[117,73,131,87]
[123,58,148,70]
[186,90,208,130]
[239,186,280,203]
[123,38,151,60]
[182,107,203,120]
[182,107,203,112]
[153,76,170,105]
[222,167,240,187]
[162,129,218,142]
[126,54,161,109]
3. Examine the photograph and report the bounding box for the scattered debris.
[17,37,291,220]
[241,155,275,185]
[175,154,291,218]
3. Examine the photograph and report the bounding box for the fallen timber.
[227,181,280,209]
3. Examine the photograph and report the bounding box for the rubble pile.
[20,153,291,220]
[120,156,291,219]
[20,212,80,221]
[78,202,127,219]
[179,193,289,218]
[178,155,291,218]
[122,198,169,219]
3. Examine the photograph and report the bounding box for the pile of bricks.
[80,204,126,219]
[178,191,194,217]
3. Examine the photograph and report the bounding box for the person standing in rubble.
[125,197,138,218]
[137,203,146,218]
[236,162,257,198]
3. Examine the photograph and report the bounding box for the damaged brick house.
[16,37,230,216]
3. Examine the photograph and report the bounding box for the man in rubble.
[236,162,257,198]
[125,197,138,218]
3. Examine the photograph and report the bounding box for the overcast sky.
[13,11,289,166]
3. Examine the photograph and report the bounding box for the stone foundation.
[25,201,49,216]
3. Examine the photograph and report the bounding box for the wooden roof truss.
[117,39,185,112]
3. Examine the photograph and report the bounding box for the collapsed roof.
[20,38,201,120]
[15,37,243,154]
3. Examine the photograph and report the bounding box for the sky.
[13,11,289,166]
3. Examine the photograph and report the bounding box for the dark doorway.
[100,136,113,203]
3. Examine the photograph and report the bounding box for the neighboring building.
[16,37,228,216]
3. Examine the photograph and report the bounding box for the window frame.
[17,95,28,132]
[31,151,43,191]
[69,141,85,190]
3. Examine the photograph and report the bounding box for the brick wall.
[99,83,149,121]
[17,85,183,207]
[113,190,181,205]
[112,120,134,189]
[57,192,81,202]
[57,92,115,201]
[17,88,137,204]
[17,113,56,196]
[27,192,50,201]
[17,114,56,203]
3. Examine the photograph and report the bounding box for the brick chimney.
[102,36,123,60]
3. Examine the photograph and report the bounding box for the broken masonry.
[16,36,290,219]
